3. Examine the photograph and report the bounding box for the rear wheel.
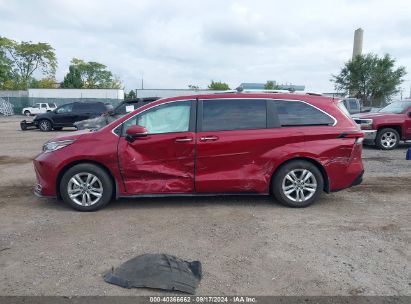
[375,128,399,150]
[24,110,31,116]
[272,160,324,208]
[39,119,52,131]
[60,163,113,211]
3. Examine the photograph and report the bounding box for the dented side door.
[117,100,196,194]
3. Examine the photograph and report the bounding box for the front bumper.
[362,130,377,143]
[33,153,60,197]
[20,120,38,130]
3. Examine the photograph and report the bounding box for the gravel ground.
[0,116,410,296]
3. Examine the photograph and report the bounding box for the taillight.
[355,137,364,144]
[338,132,364,145]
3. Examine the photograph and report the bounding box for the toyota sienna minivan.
[33,92,364,211]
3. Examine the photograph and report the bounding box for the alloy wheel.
[380,132,397,149]
[67,172,103,206]
[282,169,317,203]
[39,120,51,131]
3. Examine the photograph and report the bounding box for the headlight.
[357,119,373,130]
[42,139,75,153]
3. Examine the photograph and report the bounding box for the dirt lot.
[0,116,410,296]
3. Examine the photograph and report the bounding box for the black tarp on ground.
[104,254,202,294]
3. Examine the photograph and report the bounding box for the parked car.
[22,102,56,116]
[33,92,364,211]
[32,102,108,131]
[74,97,159,130]
[352,100,411,150]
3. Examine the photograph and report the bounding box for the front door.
[118,100,196,194]
[54,103,75,126]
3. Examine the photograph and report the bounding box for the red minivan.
[33,93,364,211]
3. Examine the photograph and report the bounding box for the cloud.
[0,0,410,93]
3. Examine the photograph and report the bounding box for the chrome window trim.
[199,97,338,127]
[111,97,338,137]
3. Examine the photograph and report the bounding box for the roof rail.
[208,89,324,96]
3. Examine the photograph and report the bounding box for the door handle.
[175,137,193,143]
[200,136,219,142]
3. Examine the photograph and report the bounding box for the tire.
[375,128,400,150]
[272,160,324,208]
[24,111,31,116]
[38,119,52,131]
[60,163,113,211]
[53,127,63,131]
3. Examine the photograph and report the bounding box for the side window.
[275,100,334,126]
[343,100,349,109]
[73,103,88,112]
[96,103,108,112]
[122,100,192,136]
[202,99,266,131]
[349,99,359,110]
[41,104,47,108]
[56,104,73,114]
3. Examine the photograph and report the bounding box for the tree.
[61,65,83,88]
[125,90,137,100]
[29,77,56,88]
[332,53,406,107]
[0,37,57,89]
[264,81,281,90]
[208,80,230,90]
[61,58,122,89]
[0,49,13,88]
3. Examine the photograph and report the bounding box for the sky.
[1,0,411,95]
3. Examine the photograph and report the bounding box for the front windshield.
[379,101,411,114]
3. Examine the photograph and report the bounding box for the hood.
[46,129,92,143]
[352,112,401,119]
[33,112,50,120]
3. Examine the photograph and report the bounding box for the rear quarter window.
[275,100,335,126]
[74,103,106,112]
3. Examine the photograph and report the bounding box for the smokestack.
[352,28,364,60]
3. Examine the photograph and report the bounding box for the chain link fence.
[0,91,121,115]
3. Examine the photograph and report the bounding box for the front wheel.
[39,119,52,131]
[60,163,113,211]
[375,128,399,150]
[39,119,53,132]
[272,160,324,208]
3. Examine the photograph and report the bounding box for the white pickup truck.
[22,103,57,116]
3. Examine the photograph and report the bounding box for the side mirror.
[125,125,148,142]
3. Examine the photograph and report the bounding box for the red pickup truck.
[353,100,411,150]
